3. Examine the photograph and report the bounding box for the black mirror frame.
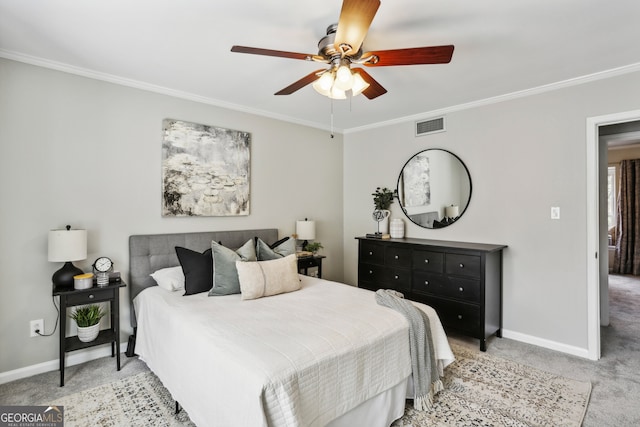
[396,148,472,229]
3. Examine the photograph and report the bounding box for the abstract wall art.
[161,119,250,216]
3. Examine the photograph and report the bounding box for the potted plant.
[305,242,323,255]
[372,187,394,234]
[70,304,106,342]
[372,187,394,211]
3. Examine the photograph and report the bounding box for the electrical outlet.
[551,206,560,219]
[30,319,44,337]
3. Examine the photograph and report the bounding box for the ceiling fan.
[231,0,454,100]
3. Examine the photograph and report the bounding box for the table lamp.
[48,225,87,287]
[295,218,316,251]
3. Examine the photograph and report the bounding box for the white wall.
[343,70,640,354]
[0,59,344,375]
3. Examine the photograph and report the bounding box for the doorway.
[586,110,640,360]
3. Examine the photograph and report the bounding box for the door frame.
[586,109,640,360]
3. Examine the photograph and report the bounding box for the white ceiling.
[2,0,640,133]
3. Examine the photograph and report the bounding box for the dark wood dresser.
[356,236,507,351]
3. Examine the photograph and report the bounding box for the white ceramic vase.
[390,218,405,238]
[77,323,100,343]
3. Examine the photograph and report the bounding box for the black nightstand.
[53,281,126,386]
[297,255,325,278]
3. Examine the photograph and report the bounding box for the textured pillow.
[256,236,297,261]
[150,266,185,292]
[237,254,301,300]
[209,239,257,296]
[175,247,213,295]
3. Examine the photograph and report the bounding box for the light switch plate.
[551,207,560,219]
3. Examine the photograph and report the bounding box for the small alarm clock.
[93,256,113,287]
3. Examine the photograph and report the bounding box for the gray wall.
[343,70,640,354]
[0,59,344,375]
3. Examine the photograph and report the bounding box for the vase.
[77,323,100,343]
[390,218,404,238]
[372,209,391,234]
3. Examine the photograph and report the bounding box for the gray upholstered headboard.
[128,228,278,328]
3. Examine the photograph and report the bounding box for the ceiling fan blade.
[334,0,381,56]
[363,45,454,66]
[352,68,387,99]
[274,69,325,95]
[231,45,321,62]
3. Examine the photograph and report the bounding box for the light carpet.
[49,343,591,427]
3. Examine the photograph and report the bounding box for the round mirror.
[397,149,472,229]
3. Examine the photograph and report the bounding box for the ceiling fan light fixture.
[351,71,370,96]
[330,86,347,99]
[334,64,354,90]
[312,71,334,97]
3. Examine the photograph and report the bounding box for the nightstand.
[53,281,126,386]
[297,255,325,278]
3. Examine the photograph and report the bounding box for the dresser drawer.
[412,271,448,296]
[358,263,385,287]
[65,288,113,305]
[443,276,481,302]
[359,241,385,265]
[445,254,481,278]
[385,246,411,269]
[427,299,480,335]
[412,250,444,273]
[384,268,411,292]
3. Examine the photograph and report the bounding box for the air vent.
[415,117,445,136]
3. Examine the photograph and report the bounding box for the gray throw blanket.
[375,289,444,410]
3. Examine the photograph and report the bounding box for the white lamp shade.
[445,205,460,218]
[48,228,87,262]
[296,220,316,240]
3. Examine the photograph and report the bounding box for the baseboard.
[0,341,129,385]
[501,329,592,359]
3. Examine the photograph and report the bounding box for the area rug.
[393,343,591,427]
[51,343,590,427]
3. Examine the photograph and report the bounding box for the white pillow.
[150,266,185,292]
[237,254,301,300]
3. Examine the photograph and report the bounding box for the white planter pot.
[77,323,100,342]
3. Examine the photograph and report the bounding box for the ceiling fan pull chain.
[330,99,335,138]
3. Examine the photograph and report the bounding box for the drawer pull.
[459,287,464,292]
[89,294,94,299]
[369,270,373,274]
[459,263,464,268]
[394,255,399,259]
[424,259,429,263]
[394,275,399,280]
[424,281,429,285]
[457,314,463,320]
[369,251,373,256]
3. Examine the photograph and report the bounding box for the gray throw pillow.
[256,237,297,261]
[209,239,257,296]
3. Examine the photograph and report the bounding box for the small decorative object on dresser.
[389,218,405,238]
[356,236,507,351]
[371,187,394,235]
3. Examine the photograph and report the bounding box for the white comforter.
[134,275,454,427]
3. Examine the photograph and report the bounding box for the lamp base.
[52,262,84,288]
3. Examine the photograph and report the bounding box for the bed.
[128,229,454,427]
